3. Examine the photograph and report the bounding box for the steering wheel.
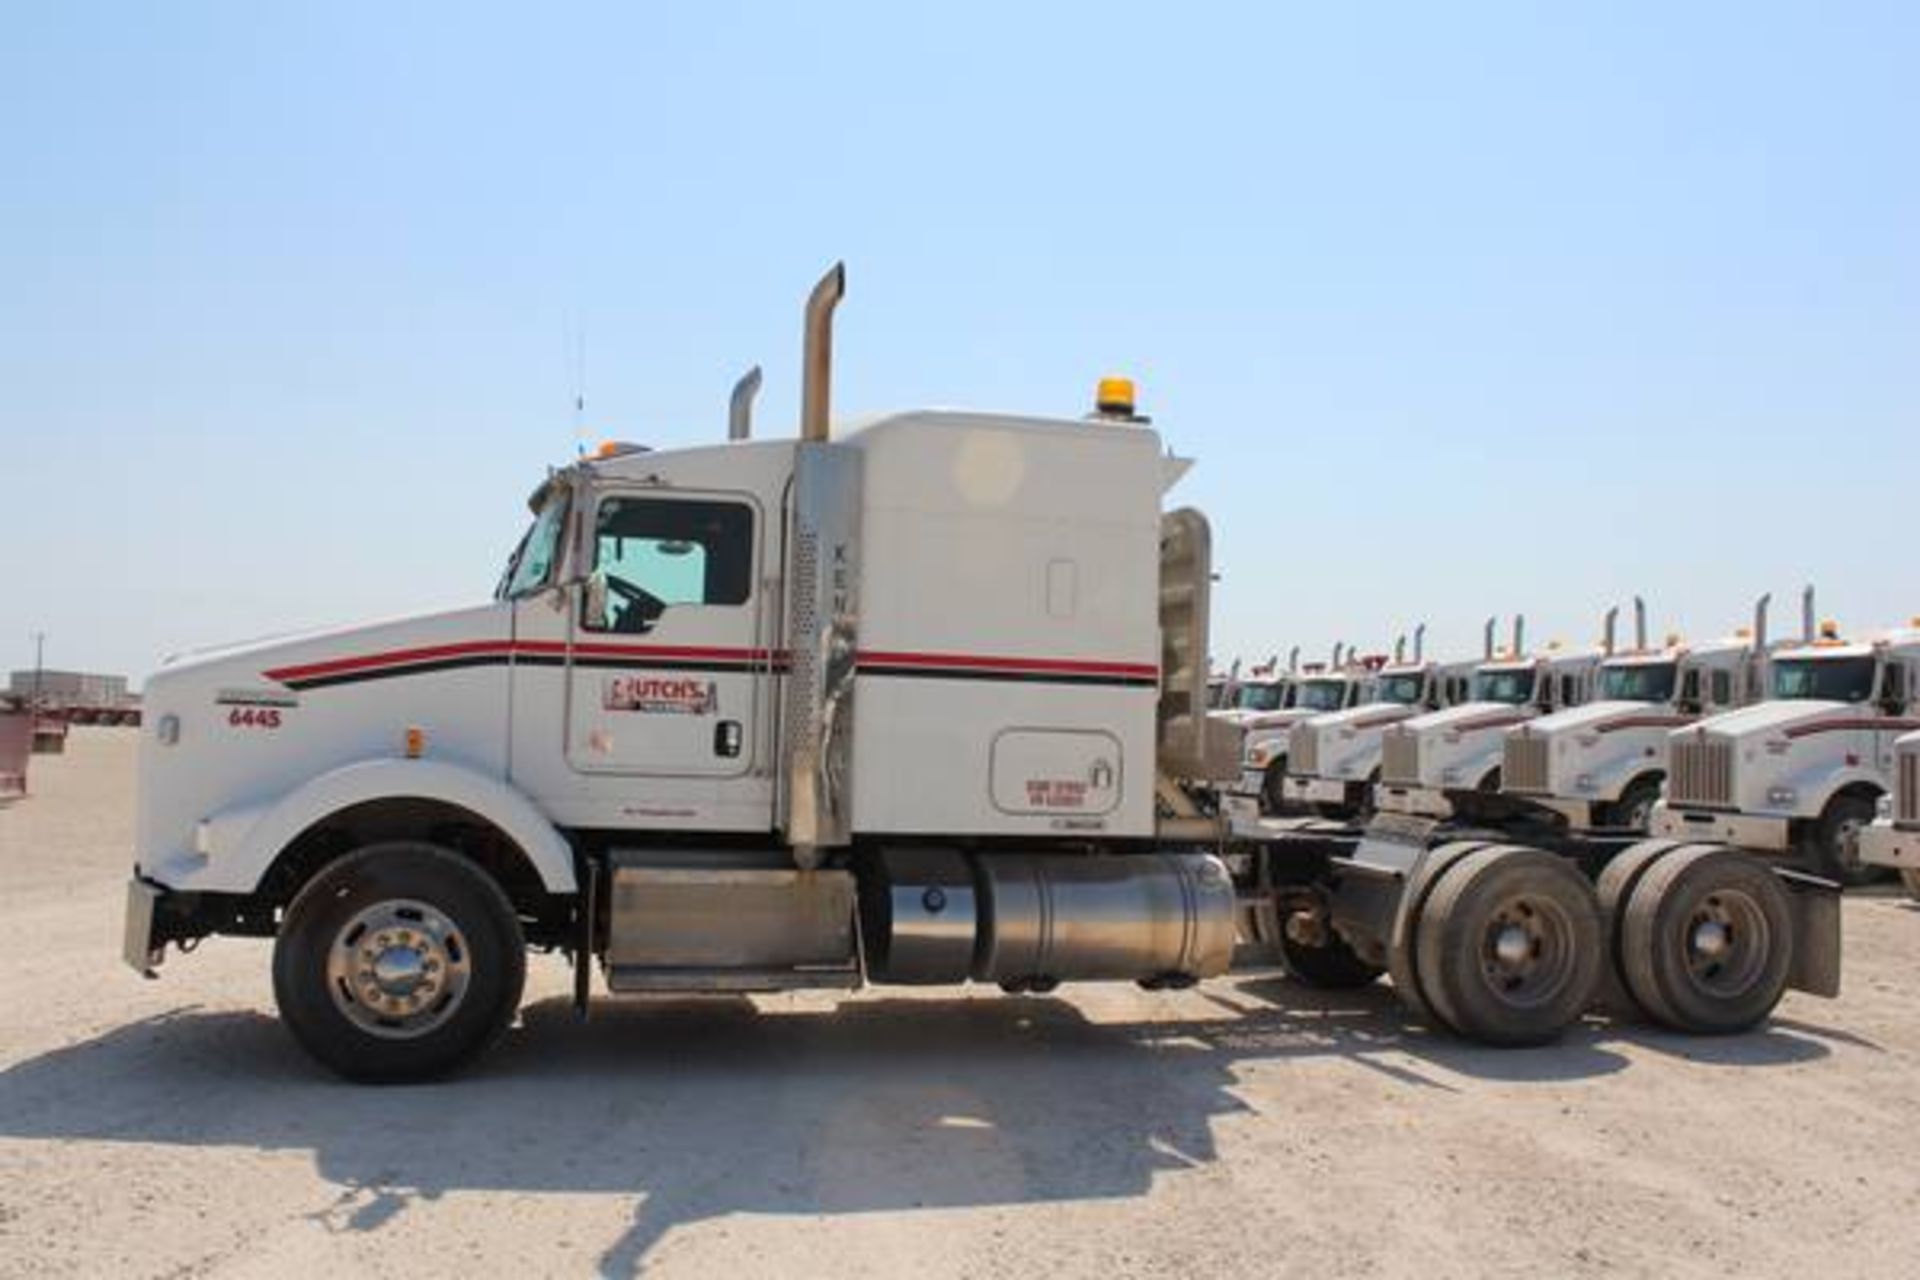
[603,573,667,630]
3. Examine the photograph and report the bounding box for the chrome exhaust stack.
[1634,596,1648,651]
[800,262,846,444]
[1802,584,1816,643]
[1483,617,1496,661]
[728,365,763,441]
[1287,646,1300,673]
[1413,623,1426,663]
[1511,614,1526,657]
[1394,634,1406,665]
[1752,592,1771,652]
[1603,605,1619,656]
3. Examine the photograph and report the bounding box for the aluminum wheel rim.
[1833,816,1866,874]
[1682,888,1770,998]
[325,898,472,1039]
[1477,894,1578,1010]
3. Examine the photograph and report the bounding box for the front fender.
[1780,763,1885,815]
[146,758,577,896]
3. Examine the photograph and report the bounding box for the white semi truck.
[1376,617,1603,824]
[1500,596,1770,833]
[1653,601,1920,884]
[1224,647,1374,819]
[124,266,1841,1076]
[1282,627,1475,820]
[1860,730,1920,898]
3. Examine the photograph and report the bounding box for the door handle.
[714,720,743,758]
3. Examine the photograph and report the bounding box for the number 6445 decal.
[227,707,283,729]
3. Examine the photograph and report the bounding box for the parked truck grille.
[1899,750,1919,825]
[1668,736,1734,808]
[1289,723,1319,776]
[1503,733,1550,794]
[1381,731,1420,786]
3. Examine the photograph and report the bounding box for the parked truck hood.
[1520,701,1652,738]
[1308,702,1421,732]
[1693,700,1850,740]
[1401,702,1534,735]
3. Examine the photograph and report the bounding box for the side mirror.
[583,573,610,631]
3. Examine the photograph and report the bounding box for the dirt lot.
[2,730,1918,1278]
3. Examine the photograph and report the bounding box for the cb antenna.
[566,313,588,457]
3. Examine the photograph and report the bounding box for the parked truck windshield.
[1772,656,1876,703]
[1375,672,1426,705]
[1236,682,1291,712]
[496,491,570,599]
[1295,679,1349,712]
[1598,661,1677,703]
[1473,668,1537,705]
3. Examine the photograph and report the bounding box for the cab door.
[564,488,768,778]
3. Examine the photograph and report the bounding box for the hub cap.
[1479,895,1578,1010]
[326,899,471,1039]
[1683,890,1768,997]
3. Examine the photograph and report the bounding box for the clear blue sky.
[3,3,1916,684]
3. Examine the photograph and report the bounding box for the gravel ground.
[3,729,1918,1278]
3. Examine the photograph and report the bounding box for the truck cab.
[1283,657,1475,819]
[1501,598,1771,833]
[1376,620,1602,823]
[1653,622,1920,883]
[1223,659,1374,820]
[1861,729,1920,897]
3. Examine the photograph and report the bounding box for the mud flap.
[1775,866,1842,998]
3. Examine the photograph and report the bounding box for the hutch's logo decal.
[604,674,717,715]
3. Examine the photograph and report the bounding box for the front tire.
[273,843,526,1083]
[1807,794,1884,887]
[1260,760,1290,815]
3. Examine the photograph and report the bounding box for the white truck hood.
[1521,700,1650,738]
[1401,702,1532,735]
[1695,700,1850,740]
[1309,702,1421,732]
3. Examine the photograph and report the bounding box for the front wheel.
[1807,794,1885,887]
[273,843,527,1083]
[1260,760,1290,815]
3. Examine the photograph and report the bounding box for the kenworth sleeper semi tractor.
[124,267,1841,1078]
[1500,596,1771,834]
[1225,647,1375,819]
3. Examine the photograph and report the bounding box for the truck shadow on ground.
[0,974,1838,1275]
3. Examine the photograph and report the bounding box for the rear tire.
[1620,845,1792,1034]
[273,842,526,1083]
[1281,930,1384,990]
[1414,846,1603,1046]
[1807,793,1884,887]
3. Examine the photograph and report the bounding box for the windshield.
[1772,656,1876,703]
[1296,679,1348,711]
[1473,668,1537,705]
[1376,673,1426,705]
[1598,662,1677,703]
[1236,682,1291,712]
[497,490,570,599]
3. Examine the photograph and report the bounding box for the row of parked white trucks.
[123,267,1870,1081]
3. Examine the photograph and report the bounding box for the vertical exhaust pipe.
[1801,584,1816,642]
[1634,596,1648,651]
[1394,634,1407,665]
[1511,615,1525,657]
[1414,623,1426,663]
[1483,617,1496,661]
[1603,605,1619,656]
[728,365,763,441]
[1752,592,1771,652]
[1330,642,1344,669]
[1288,646,1300,673]
[801,262,846,444]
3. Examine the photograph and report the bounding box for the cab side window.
[1678,668,1702,714]
[1883,663,1908,714]
[585,497,754,634]
[1709,669,1732,708]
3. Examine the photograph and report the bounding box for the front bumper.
[123,877,162,976]
[1375,784,1453,820]
[1284,776,1349,806]
[1651,807,1792,852]
[1862,821,1920,870]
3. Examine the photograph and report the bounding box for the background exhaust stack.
[1603,605,1619,656]
[800,262,846,444]
[1414,623,1426,663]
[1752,592,1771,652]
[1331,642,1345,669]
[1483,617,1496,661]
[1511,615,1525,657]
[1288,646,1300,673]
[1394,634,1406,665]
[728,365,763,441]
[1634,596,1648,651]
[1801,584,1816,642]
